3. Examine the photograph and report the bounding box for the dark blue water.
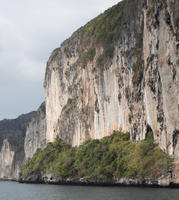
[0,181,179,200]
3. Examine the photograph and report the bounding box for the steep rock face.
[143,0,179,160]
[44,0,178,159]
[0,139,23,180]
[44,0,143,145]
[0,112,36,148]
[0,112,36,179]
[24,102,46,159]
[0,140,15,179]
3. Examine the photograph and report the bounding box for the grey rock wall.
[0,139,15,179]
[0,112,36,179]
[24,102,46,159]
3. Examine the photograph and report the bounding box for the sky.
[0,0,120,120]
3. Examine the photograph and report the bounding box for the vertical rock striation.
[0,112,36,180]
[43,0,179,184]
[0,0,178,184]
[143,0,179,159]
[44,0,143,145]
[24,102,46,159]
[44,0,178,160]
[0,139,15,179]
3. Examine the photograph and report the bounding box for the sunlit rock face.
[44,0,178,160]
[44,0,142,146]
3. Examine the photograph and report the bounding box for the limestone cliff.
[24,102,46,159]
[0,112,36,180]
[44,0,178,160]
[0,112,36,148]
[1,0,178,185]
[0,139,15,179]
[42,0,179,184]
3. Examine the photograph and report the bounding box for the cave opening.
[146,124,154,141]
[147,124,152,133]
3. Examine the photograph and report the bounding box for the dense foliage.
[22,131,173,181]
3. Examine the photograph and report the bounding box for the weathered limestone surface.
[0,140,15,179]
[44,0,178,160]
[143,0,179,159]
[24,102,46,159]
[0,139,23,180]
[0,0,178,185]
[44,0,142,145]
[18,0,179,185]
[0,112,36,180]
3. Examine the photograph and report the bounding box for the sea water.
[0,181,179,200]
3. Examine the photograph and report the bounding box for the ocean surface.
[0,181,179,200]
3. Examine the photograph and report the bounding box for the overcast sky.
[0,0,120,120]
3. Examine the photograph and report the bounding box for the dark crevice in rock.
[173,130,179,148]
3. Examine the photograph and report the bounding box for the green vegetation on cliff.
[61,0,142,69]
[77,1,128,67]
[49,0,144,76]
[0,112,36,148]
[0,112,36,166]
[22,131,173,181]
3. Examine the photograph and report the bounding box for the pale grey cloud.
[0,0,120,119]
